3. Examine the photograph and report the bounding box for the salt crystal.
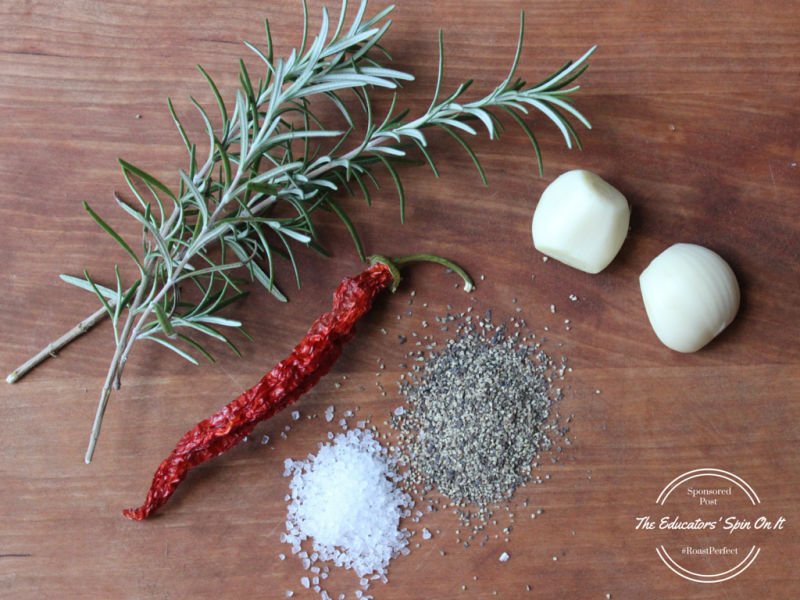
[393,406,405,416]
[421,528,432,540]
[291,410,300,421]
[285,591,293,597]
[283,429,412,580]
[499,552,510,562]
[325,406,335,422]
[300,577,310,588]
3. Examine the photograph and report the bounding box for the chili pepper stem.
[369,253,475,293]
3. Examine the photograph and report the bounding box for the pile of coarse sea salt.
[282,428,413,599]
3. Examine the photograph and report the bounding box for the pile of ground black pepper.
[391,307,567,526]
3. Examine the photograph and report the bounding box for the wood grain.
[1,1,798,598]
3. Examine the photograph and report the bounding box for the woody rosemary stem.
[85,268,153,463]
[5,306,111,385]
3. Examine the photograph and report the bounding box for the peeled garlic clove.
[639,243,740,353]
[531,170,630,274]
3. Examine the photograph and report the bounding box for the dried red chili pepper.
[124,255,472,520]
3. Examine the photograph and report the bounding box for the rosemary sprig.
[7,0,595,463]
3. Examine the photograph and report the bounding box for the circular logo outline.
[654,468,760,584]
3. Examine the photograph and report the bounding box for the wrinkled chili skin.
[123,262,394,520]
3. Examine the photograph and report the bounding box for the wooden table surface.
[1,1,798,598]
